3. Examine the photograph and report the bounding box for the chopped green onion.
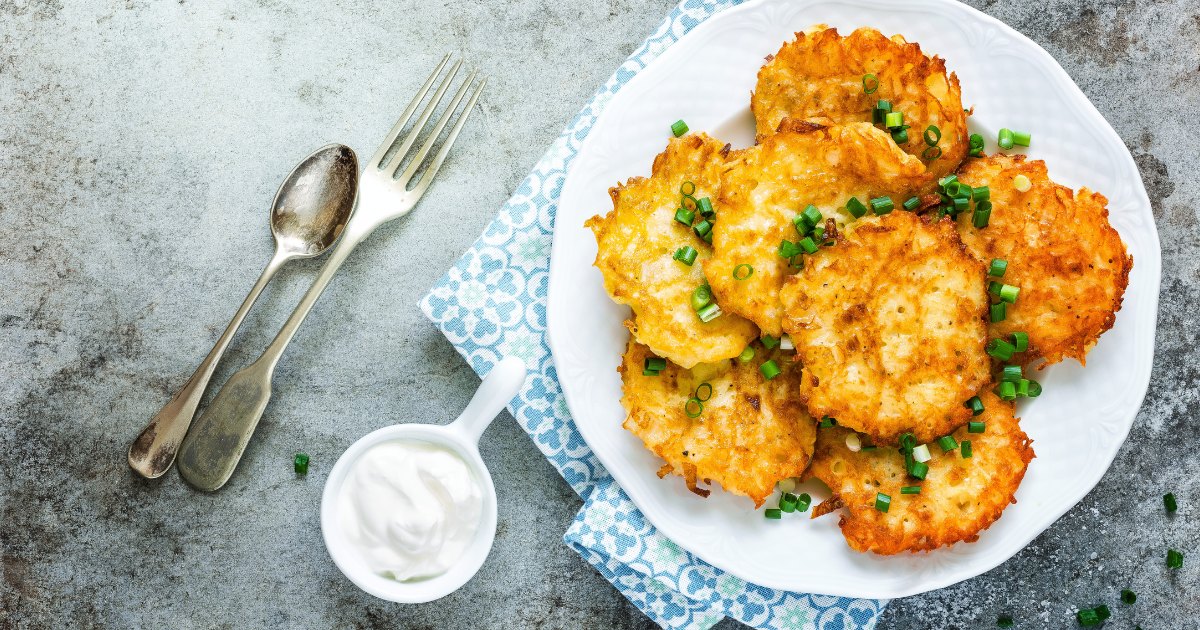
[1077,609,1100,627]
[799,237,819,254]
[901,486,921,495]
[891,128,909,144]
[912,444,931,463]
[673,246,699,266]
[760,360,781,380]
[969,421,986,433]
[680,181,696,196]
[999,284,1019,304]
[862,445,878,451]
[903,196,921,211]
[779,492,798,513]
[761,334,780,349]
[778,239,799,260]
[645,357,667,371]
[990,302,1007,323]
[961,440,973,458]
[733,264,754,280]
[819,416,835,428]
[765,508,782,519]
[875,492,891,512]
[998,128,1015,150]
[923,125,942,146]
[871,196,895,214]
[997,617,1014,628]
[1027,380,1042,397]
[969,133,985,157]
[681,195,698,212]
[1016,379,1030,398]
[801,204,823,228]
[885,111,904,129]
[995,381,1017,401]
[691,285,712,311]
[693,219,713,238]
[685,398,704,418]
[1121,589,1137,604]
[695,382,713,402]
[965,396,985,417]
[989,281,1004,296]
[671,120,689,137]
[1012,130,1031,147]
[872,100,893,123]
[1011,332,1029,352]
[953,196,970,214]
[988,338,1016,361]
[988,258,1008,277]
[1000,365,1022,382]
[922,146,942,160]
[1094,605,1110,621]
[974,186,991,202]
[944,181,964,198]
[1165,493,1178,512]
[973,202,992,228]
[939,174,959,189]
[703,231,712,244]
[937,435,959,452]
[697,197,714,218]
[1168,549,1184,568]
[697,303,722,322]
[863,73,879,94]
[1013,174,1032,192]
[908,460,929,480]
[674,207,695,226]
[846,197,868,218]
[739,346,755,362]
[796,492,812,512]
[641,370,660,376]
[294,453,309,474]
[899,432,916,451]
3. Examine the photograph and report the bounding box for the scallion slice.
[961,440,973,458]
[1077,609,1099,627]
[997,618,1014,628]
[903,196,921,211]
[697,196,715,218]
[969,421,986,433]
[681,194,698,212]
[968,133,985,157]
[693,219,713,238]
[796,493,812,512]
[1016,379,1030,398]
[765,508,782,519]
[819,416,835,428]
[912,444,931,463]
[885,111,904,129]
[779,492,798,513]
[691,285,712,311]
[846,197,868,218]
[294,453,309,474]
[760,360,781,380]
[874,492,891,512]
[1027,380,1042,397]
[973,201,992,228]
[998,128,1015,150]
[990,302,1007,323]
[680,181,696,196]
[695,382,713,402]
[965,396,985,416]
[799,237,819,254]
[674,207,695,226]
[801,204,822,228]
[697,303,722,322]
[901,486,921,495]
[1013,174,1032,192]
[863,73,879,94]
[987,338,1016,360]
[1121,589,1137,604]
[862,445,878,451]
[1012,130,1031,147]
[641,370,660,376]
[673,246,699,266]
[988,258,1008,277]
[733,264,754,280]
[761,334,780,349]
[922,146,942,160]
[973,186,991,202]
[908,460,929,480]
[937,435,959,452]
[739,346,755,362]
[1011,332,1029,352]
[989,281,1004,296]
[703,231,712,244]
[1168,549,1184,568]
[939,174,959,190]
[1164,493,1178,512]
[671,120,689,137]
[995,380,1017,401]
[891,127,909,144]
[1000,365,1022,382]
[923,125,942,146]
[645,357,667,372]
[685,398,704,418]
[999,284,1019,304]
[953,196,970,214]
[871,196,894,214]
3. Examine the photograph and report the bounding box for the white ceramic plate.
[547,0,1161,598]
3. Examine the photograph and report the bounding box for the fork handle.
[127,249,291,479]
[176,217,379,491]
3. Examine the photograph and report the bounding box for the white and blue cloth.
[420,1,888,627]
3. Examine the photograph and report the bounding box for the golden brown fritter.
[804,390,1035,555]
[586,133,759,368]
[620,338,816,507]
[955,155,1132,368]
[780,212,990,445]
[704,121,931,337]
[753,26,969,188]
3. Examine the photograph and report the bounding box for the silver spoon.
[127,144,359,479]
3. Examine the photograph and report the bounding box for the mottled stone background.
[1,0,1196,628]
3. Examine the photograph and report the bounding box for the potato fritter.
[955,155,1133,367]
[753,26,969,187]
[780,212,990,445]
[704,121,931,337]
[620,338,816,507]
[586,133,759,368]
[803,390,1035,555]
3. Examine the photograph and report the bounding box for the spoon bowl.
[320,357,527,603]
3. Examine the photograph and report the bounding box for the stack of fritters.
[585,25,1131,555]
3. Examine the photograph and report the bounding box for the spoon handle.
[127,250,291,479]
[450,356,528,446]
[176,221,376,491]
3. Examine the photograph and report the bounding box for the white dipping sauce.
[337,440,482,582]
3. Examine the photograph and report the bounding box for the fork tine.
[367,53,453,170]
[394,68,479,184]
[409,76,487,198]
[381,59,463,175]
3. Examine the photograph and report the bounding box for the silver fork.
[176,55,487,491]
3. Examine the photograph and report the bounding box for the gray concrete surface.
[0,0,1195,628]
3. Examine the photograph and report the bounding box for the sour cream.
[337,440,482,582]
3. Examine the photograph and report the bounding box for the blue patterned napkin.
[420,1,888,627]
